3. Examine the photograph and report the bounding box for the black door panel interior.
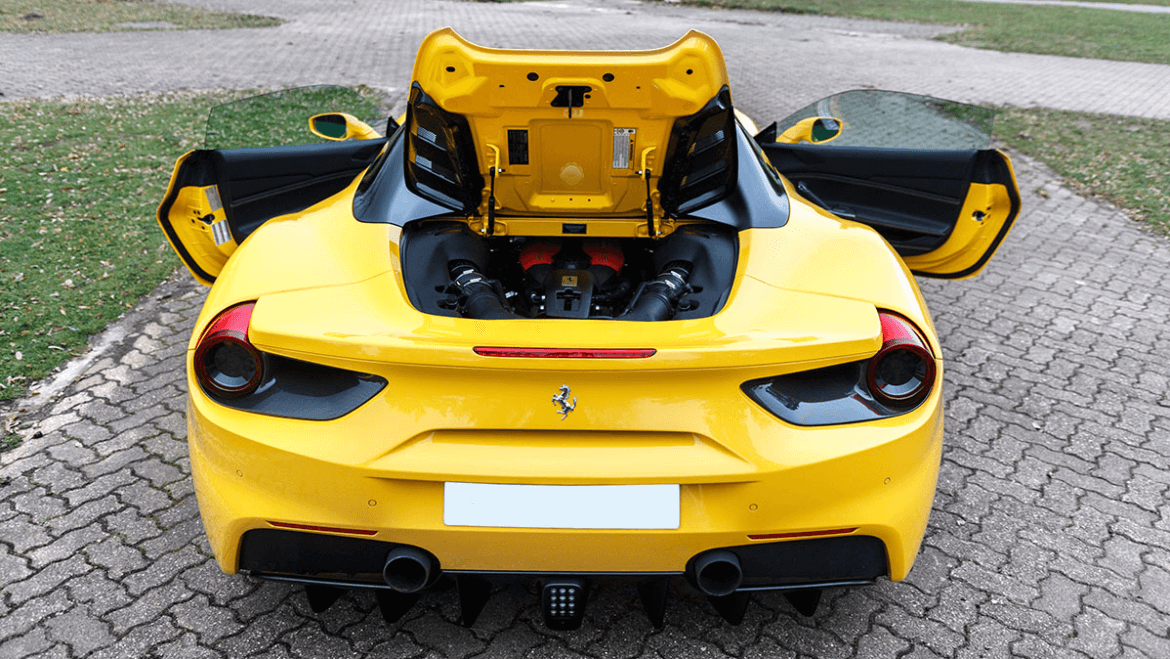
[211,139,387,241]
[763,144,980,256]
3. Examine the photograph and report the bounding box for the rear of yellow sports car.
[159,28,1019,627]
[182,175,945,621]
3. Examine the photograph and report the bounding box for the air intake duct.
[448,261,519,320]
[619,261,692,322]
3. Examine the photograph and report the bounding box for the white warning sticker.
[612,128,635,169]
[204,185,223,213]
[211,220,232,246]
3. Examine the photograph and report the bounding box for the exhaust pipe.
[690,549,743,597]
[382,546,438,593]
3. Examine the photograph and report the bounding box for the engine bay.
[400,221,738,321]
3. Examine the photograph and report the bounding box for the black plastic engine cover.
[544,270,593,318]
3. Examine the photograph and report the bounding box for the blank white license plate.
[443,482,680,530]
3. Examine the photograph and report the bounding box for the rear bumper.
[188,362,943,582]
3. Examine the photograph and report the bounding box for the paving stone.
[1135,564,1170,615]
[0,628,53,659]
[89,616,182,659]
[216,607,305,657]
[44,605,116,656]
[85,534,149,579]
[107,579,196,635]
[1069,607,1127,658]
[103,506,164,545]
[170,594,245,645]
[10,487,68,521]
[44,493,121,535]
[153,632,223,659]
[122,545,205,596]
[64,570,134,617]
[0,513,53,554]
[25,525,107,570]
[0,589,71,643]
[855,625,911,658]
[2,554,92,606]
[77,398,125,424]
[1083,587,1169,639]
[1123,625,1170,659]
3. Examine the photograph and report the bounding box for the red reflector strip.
[748,527,857,540]
[268,521,377,536]
[474,347,656,359]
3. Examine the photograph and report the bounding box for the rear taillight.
[866,312,935,407]
[194,302,263,398]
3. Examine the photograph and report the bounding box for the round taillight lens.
[866,312,936,407]
[194,303,263,398]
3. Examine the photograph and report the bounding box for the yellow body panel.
[412,28,729,222]
[903,152,1021,278]
[157,157,236,286]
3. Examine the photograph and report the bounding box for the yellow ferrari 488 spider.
[157,28,1019,629]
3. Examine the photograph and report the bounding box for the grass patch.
[995,107,1170,233]
[0,0,280,34]
[0,88,386,402]
[0,91,236,401]
[0,433,21,453]
[675,0,1170,64]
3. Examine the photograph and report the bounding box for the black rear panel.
[658,86,738,218]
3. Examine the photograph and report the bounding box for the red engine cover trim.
[584,239,623,274]
[520,240,560,271]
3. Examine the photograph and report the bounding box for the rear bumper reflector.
[268,521,378,536]
[474,347,656,359]
[748,527,857,540]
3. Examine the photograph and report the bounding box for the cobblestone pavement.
[3,1,1170,657]
[3,0,1170,119]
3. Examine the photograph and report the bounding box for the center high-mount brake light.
[474,347,656,359]
[194,302,264,398]
[866,312,935,407]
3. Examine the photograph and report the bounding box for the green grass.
[0,0,280,33]
[994,107,1170,233]
[0,434,21,454]
[0,87,384,402]
[676,0,1170,64]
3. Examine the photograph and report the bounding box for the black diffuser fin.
[375,590,421,624]
[784,588,822,617]
[304,584,345,613]
[637,577,671,629]
[707,591,750,625]
[456,575,494,627]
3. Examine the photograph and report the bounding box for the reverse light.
[194,302,264,398]
[474,347,656,359]
[866,312,935,408]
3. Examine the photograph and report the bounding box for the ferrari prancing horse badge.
[552,385,577,420]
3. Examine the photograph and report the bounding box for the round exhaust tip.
[692,549,743,597]
[382,546,436,593]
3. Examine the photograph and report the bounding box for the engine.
[399,222,737,321]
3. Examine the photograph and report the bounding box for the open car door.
[757,91,1020,279]
[157,87,389,285]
